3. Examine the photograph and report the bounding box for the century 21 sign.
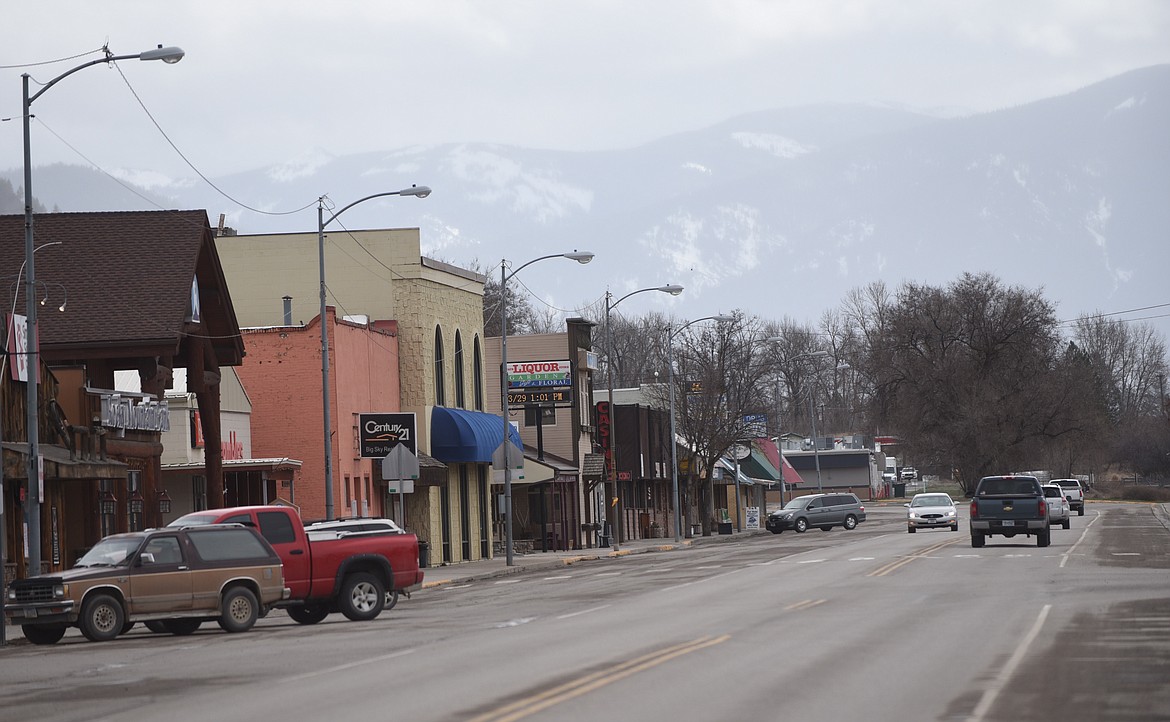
[358,412,417,459]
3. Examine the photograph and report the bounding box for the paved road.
[1,502,1166,721]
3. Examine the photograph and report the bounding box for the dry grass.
[1088,479,1170,503]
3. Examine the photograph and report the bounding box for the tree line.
[487,270,1169,528]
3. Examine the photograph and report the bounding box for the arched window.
[473,336,484,411]
[434,326,446,406]
[454,331,466,409]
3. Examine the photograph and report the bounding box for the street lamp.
[318,186,431,520]
[667,314,733,542]
[499,252,594,566]
[604,283,683,549]
[797,351,830,493]
[20,44,184,575]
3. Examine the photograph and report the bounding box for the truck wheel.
[385,589,400,611]
[1077,507,1084,516]
[220,587,259,633]
[971,531,985,548]
[144,620,168,634]
[120,621,136,635]
[1037,528,1051,547]
[79,593,124,642]
[843,515,858,530]
[339,572,385,621]
[794,518,808,533]
[162,619,203,636]
[288,604,330,625]
[22,624,66,645]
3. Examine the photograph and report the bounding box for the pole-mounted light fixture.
[667,313,733,542]
[317,186,431,521]
[21,44,184,576]
[499,250,595,565]
[603,282,683,549]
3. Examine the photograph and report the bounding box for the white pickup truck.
[1051,478,1085,516]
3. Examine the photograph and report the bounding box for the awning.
[431,407,522,464]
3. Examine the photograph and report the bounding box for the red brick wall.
[238,308,400,520]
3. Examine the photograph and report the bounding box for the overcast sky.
[3,0,1168,182]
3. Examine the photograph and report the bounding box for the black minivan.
[765,493,866,534]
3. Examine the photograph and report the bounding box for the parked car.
[900,467,918,481]
[304,517,406,537]
[765,493,866,534]
[5,524,288,645]
[170,505,422,624]
[1042,484,1072,529]
[905,493,959,532]
[1051,478,1085,516]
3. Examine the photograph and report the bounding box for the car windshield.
[76,535,144,567]
[167,513,221,527]
[911,495,952,507]
[783,496,816,510]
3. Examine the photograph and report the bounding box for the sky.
[3,1,1169,182]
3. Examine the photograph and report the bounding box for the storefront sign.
[506,360,571,388]
[595,401,612,476]
[101,392,170,433]
[507,388,573,407]
[359,412,416,459]
[745,506,760,530]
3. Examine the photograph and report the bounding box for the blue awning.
[430,407,522,463]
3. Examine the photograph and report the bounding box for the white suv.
[1051,479,1085,516]
[1042,484,1071,529]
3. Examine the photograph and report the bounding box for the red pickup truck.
[169,505,423,624]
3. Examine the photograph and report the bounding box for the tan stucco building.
[215,227,497,565]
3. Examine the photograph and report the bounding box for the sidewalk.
[416,528,770,589]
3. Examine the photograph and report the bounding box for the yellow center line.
[868,537,963,577]
[470,635,730,722]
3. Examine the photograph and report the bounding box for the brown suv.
[4,525,288,645]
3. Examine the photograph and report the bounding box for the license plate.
[1001,520,1016,527]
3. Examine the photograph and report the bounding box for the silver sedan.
[905,493,959,532]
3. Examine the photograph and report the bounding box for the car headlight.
[945,509,955,517]
[54,584,67,599]
[908,511,917,518]
[5,587,14,601]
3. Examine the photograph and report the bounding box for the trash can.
[893,482,907,498]
[418,540,430,568]
[718,521,734,535]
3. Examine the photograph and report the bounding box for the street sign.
[381,443,420,484]
[731,443,752,460]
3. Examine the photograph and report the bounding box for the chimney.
[282,296,293,326]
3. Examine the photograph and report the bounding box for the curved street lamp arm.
[505,254,566,282]
[669,314,732,342]
[321,187,431,228]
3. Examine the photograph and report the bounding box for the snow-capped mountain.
[7,65,1169,338]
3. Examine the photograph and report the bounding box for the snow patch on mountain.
[266,149,333,182]
[682,162,713,174]
[442,146,592,222]
[730,132,816,158]
[109,168,192,191]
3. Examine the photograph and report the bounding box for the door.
[255,510,311,599]
[128,535,193,615]
[805,498,828,525]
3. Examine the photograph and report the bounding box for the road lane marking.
[594,572,623,577]
[849,557,875,561]
[543,575,573,580]
[1111,552,1141,556]
[797,559,825,564]
[660,567,745,592]
[869,538,962,577]
[785,599,826,611]
[494,618,537,628]
[495,579,523,585]
[279,648,416,684]
[1060,510,1102,568]
[469,635,730,722]
[445,584,472,589]
[968,605,1051,722]
[556,604,611,620]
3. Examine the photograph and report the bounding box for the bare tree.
[873,272,1101,494]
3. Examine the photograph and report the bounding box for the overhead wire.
[0,46,105,70]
